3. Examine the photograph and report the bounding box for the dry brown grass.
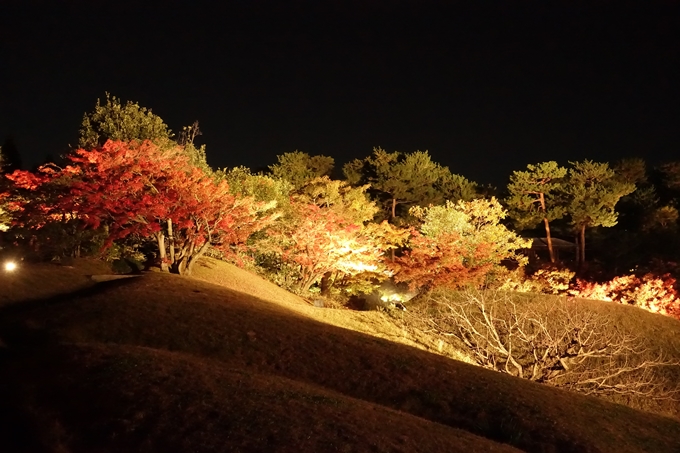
[0,258,111,309]
[1,257,679,452]
[2,343,518,453]
[192,258,465,357]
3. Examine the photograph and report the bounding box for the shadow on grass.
[0,277,141,349]
[0,277,141,316]
[0,277,143,452]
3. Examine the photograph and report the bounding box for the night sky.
[2,0,679,187]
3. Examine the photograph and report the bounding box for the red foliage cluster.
[6,140,271,273]
[391,230,494,291]
[569,273,680,319]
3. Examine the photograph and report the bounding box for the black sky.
[1,0,679,186]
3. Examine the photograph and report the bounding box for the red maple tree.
[390,230,495,291]
[7,140,272,274]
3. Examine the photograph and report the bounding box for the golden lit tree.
[392,198,529,290]
[264,176,405,294]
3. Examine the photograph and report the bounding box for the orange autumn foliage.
[391,230,495,291]
[569,274,680,319]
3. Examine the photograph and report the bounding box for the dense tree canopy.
[6,94,679,295]
[7,140,275,274]
[564,160,635,265]
[79,94,210,173]
[262,175,405,293]
[269,151,334,190]
[392,198,529,290]
[343,148,477,224]
[79,93,172,150]
[506,161,567,263]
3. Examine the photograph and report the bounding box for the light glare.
[4,261,17,272]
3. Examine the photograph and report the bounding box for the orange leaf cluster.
[391,231,494,291]
[569,273,680,319]
[270,202,391,292]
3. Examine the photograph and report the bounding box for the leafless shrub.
[407,289,680,402]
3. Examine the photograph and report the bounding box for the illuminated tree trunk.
[300,272,319,293]
[167,219,175,266]
[539,193,556,263]
[156,231,168,272]
[184,241,210,276]
[390,198,398,261]
[320,271,333,296]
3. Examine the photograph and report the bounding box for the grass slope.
[1,258,679,452]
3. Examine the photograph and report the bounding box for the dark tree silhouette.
[1,136,22,172]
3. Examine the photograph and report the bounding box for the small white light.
[4,261,17,272]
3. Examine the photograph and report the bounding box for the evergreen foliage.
[0,137,22,173]
[564,160,635,264]
[343,148,477,224]
[269,151,334,189]
[506,161,567,262]
[392,198,529,290]
[79,93,172,149]
[79,94,211,173]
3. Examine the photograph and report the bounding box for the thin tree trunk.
[299,270,320,293]
[543,217,556,263]
[538,193,556,263]
[167,219,175,267]
[579,224,586,265]
[390,198,398,261]
[183,241,211,276]
[156,231,168,272]
[177,241,195,274]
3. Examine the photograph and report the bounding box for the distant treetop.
[79,93,173,150]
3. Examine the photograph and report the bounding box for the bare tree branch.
[403,289,680,403]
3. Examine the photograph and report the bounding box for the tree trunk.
[167,219,175,267]
[183,241,211,276]
[320,271,333,296]
[156,231,168,272]
[299,270,320,293]
[538,193,556,263]
[579,224,586,265]
[391,197,397,220]
[543,217,556,263]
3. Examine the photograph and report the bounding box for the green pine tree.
[343,148,477,224]
[269,151,334,190]
[564,160,635,266]
[79,94,210,173]
[506,161,567,263]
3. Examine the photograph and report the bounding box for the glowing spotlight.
[4,261,17,272]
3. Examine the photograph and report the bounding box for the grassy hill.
[1,257,679,452]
